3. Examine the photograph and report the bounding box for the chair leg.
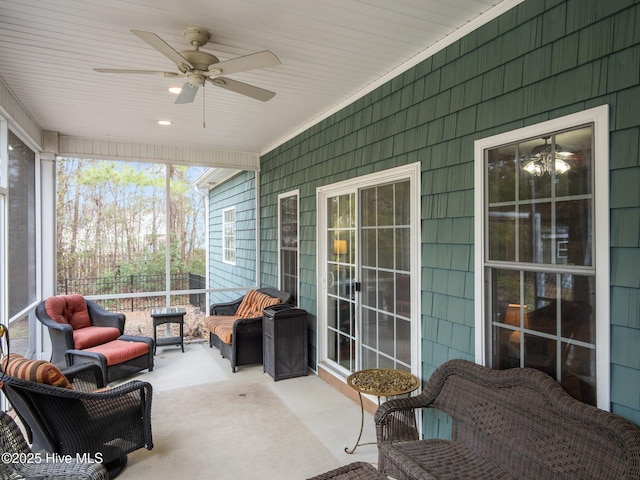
[104,455,128,479]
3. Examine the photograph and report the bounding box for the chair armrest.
[86,300,125,332]
[210,298,243,316]
[35,302,74,342]
[62,363,106,391]
[374,393,431,444]
[234,316,262,330]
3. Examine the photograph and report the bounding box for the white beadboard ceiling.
[0,0,518,160]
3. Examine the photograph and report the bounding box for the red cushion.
[45,295,92,330]
[73,325,121,349]
[83,339,149,366]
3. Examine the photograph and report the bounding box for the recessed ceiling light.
[168,87,182,94]
[157,120,172,126]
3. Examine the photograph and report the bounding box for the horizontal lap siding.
[208,172,257,304]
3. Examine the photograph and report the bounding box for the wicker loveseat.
[375,359,640,480]
[204,288,291,372]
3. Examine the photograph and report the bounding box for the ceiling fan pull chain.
[202,86,206,128]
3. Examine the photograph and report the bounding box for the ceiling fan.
[94,27,280,104]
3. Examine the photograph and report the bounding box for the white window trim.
[278,190,300,302]
[316,162,422,380]
[222,206,236,265]
[474,105,610,410]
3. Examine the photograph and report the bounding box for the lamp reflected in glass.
[333,239,347,255]
[505,303,529,345]
[522,137,573,176]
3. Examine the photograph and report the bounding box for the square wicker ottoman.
[306,462,387,480]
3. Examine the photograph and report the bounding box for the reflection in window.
[485,125,597,405]
[279,193,298,304]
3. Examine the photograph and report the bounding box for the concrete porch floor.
[116,341,379,479]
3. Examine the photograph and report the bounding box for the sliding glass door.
[319,164,419,377]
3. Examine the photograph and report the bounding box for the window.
[474,106,610,409]
[278,191,299,304]
[222,207,236,264]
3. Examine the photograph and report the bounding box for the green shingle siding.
[611,208,640,247]
[611,168,640,207]
[611,363,640,411]
[612,248,640,288]
[610,128,640,169]
[612,325,640,369]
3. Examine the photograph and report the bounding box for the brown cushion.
[73,325,121,349]
[83,339,149,366]
[45,294,92,330]
[235,290,282,318]
[204,315,238,344]
[1,354,72,389]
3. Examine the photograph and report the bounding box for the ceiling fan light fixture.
[157,120,172,126]
[168,87,182,94]
[522,137,573,176]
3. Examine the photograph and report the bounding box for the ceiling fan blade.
[175,83,199,104]
[131,29,192,72]
[93,68,180,77]
[207,77,276,102]
[207,50,280,75]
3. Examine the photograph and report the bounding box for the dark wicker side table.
[150,307,185,354]
[306,462,387,480]
[345,368,420,454]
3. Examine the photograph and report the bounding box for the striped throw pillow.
[235,290,281,318]
[1,354,72,389]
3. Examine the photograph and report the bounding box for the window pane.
[555,127,592,198]
[488,144,517,204]
[396,181,411,225]
[396,318,411,365]
[280,195,298,248]
[8,131,36,318]
[488,207,517,262]
[378,228,394,269]
[557,200,592,267]
[396,273,411,317]
[361,229,376,267]
[279,194,298,303]
[377,184,394,226]
[562,342,596,405]
[223,208,235,263]
[379,313,394,358]
[395,227,410,271]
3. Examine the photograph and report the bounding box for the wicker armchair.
[35,296,154,384]
[0,409,109,480]
[206,288,291,371]
[1,362,153,478]
[35,296,125,367]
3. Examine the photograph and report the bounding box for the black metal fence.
[57,273,206,312]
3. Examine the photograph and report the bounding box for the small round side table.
[344,368,420,454]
